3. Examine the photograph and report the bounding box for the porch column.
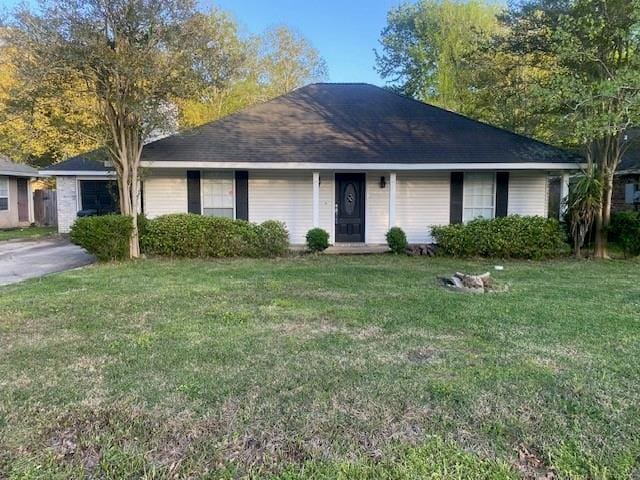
[389,172,397,228]
[560,172,570,219]
[312,171,320,228]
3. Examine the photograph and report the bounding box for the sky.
[208,0,403,85]
[1,0,403,85]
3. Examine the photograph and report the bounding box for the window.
[0,177,8,211]
[79,180,119,214]
[463,173,495,222]
[625,182,640,204]
[202,171,234,218]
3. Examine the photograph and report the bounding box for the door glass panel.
[344,183,356,215]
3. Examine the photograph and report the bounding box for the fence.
[33,189,57,227]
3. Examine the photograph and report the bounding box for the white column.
[28,178,35,223]
[312,171,320,228]
[389,172,397,228]
[560,173,570,219]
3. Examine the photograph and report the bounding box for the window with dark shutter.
[235,171,248,220]
[495,172,509,217]
[186,170,201,214]
[450,172,464,224]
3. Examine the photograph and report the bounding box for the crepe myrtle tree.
[6,0,242,258]
[503,0,640,258]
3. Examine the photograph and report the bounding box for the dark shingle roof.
[49,83,582,170]
[44,153,112,172]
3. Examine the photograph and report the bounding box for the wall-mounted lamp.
[379,176,386,189]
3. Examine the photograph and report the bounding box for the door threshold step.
[324,244,390,255]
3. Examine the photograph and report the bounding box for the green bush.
[70,214,133,261]
[386,227,408,254]
[431,215,568,259]
[306,228,330,252]
[139,214,289,258]
[608,211,640,257]
[258,220,290,257]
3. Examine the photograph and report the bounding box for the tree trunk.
[129,165,140,259]
[594,167,614,260]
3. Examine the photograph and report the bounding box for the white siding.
[396,172,450,243]
[248,171,313,244]
[56,176,79,233]
[508,171,548,217]
[319,173,334,242]
[143,170,188,218]
[366,173,389,244]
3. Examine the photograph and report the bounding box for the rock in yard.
[439,272,504,293]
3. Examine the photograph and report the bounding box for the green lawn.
[1,256,638,479]
[0,226,56,242]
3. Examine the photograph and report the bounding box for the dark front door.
[335,173,365,243]
[17,178,29,222]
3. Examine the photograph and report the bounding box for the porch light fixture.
[379,176,386,188]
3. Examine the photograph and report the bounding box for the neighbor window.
[79,180,119,214]
[202,171,234,218]
[463,173,495,222]
[0,177,8,211]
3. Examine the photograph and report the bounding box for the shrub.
[431,215,568,259]
[608,211,640,257]
[386,227,408,254]
[257,220,290,257]
[70,214,133,261]
[139,214,289,258]
[306,228,330,252]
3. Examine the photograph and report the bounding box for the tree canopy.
[377,0,640,257]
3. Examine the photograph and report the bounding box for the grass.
[0,225,56,241]
[0,255,639,479]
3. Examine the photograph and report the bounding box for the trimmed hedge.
[608,211,640,257]
[139,214,289,258]
[386,227,408,254]
[70,214,133,261]
[431,215,568,259]
[306,228,330,252]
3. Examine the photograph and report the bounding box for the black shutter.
[235,171,249,220]
[450,172,464,224]
[495,172,509,217]
[187,170,201,214]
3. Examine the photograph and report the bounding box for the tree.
[501,0,640,258]
[6,0,241,257]
[375,0,503,114]
[179,24,328,129]
[258,26,328,97]
[0,35,100,165]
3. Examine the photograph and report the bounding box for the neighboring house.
[612,130,640,213]
[42,83,583,244]
[0,156,38,229]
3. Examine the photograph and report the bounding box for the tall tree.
[258,26,328,97]
[179,24,328,129]
[5,0,241,257]
[502,0,640,258]
[0,35,100,165]
[375,0,503,114]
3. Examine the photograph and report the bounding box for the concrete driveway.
[0,237,95,286]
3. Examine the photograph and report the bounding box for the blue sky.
[209,0,403,85]
[1,0,403,85]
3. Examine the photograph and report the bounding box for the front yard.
[1,256,638,478]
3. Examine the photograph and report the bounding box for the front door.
[335,173,365,242]
[17,178,29,222]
